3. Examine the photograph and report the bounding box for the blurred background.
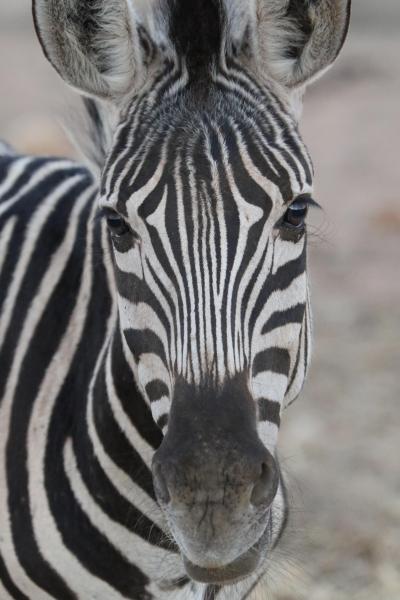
[0,2,399,599]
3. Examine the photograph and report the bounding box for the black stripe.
[156,413,169,430]
[124,328,167,368]
[0,552,30,600]
[261,303,306,335]
[285,321,304,402]
[252,347,290,378]
[145,380,170,403]
[111,330,163,450]
[258,398,281,426]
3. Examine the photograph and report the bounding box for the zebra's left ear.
[32,0,147,100]
[255,0,351,88]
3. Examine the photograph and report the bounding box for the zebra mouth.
[182,524,269,585]
[183,553,257,585]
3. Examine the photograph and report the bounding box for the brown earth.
[1,2,399,599]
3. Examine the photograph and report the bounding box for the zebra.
[0,1,351,598]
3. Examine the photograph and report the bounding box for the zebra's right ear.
[254,0,351,89]
[32,0,147,100]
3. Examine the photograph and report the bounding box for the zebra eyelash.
[98,208,130,230]
[297,196,329,246]
[97,207,126,220]
[289,194,321,209]
[94,207,115,224]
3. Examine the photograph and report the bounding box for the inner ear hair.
[32,0,144,99]
[255,0,351,88]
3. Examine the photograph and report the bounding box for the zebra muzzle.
[151,377,279,575]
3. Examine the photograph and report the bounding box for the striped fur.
[0,1,350,598]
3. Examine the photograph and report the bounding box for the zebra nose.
[152,450,279,508]
[250,456,279,507]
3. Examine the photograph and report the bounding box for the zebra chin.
[151,375,287,584]
[181,515,278,585]
[177,489,287,586]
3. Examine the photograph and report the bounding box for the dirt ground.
[0,2,399,599]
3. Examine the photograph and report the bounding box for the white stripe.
[0,216,16,274]
[259,322,302,349]
[189,166,205,380]
[200,197,214,372]
[205,194,225,380]
[204,131,229,378]
[258,421,279,451]
[251,371,288,403]
[114,244,144,278]
[175,153,198,380]
[149,395,170,423]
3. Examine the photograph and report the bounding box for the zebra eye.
[283,198,309,229]
[104,210,130,237]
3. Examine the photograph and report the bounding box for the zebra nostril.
[152,461,171,505]
[250,461,279,507]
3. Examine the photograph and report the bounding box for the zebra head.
[34,0,351,587]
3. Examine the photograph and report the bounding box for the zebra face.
[33,0,350,588]
[99,83,313,580]
[101,87,313,435]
